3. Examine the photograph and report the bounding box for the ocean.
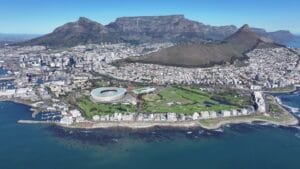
[0,92,300,169]
[274,89,300,116]
[0,68,7,76]
[288,38,300,48]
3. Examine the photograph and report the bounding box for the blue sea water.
[287,38,300,48]
[0,67,7,76]
[275,89,300,116]
[0,92,300,169]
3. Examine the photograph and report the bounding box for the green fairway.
[77,96,137,119]
[142,86,252,114]
[76,86,252,118]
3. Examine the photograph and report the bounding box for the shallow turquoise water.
[0,95,300,169]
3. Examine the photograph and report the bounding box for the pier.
[0,76,15,81]
[17,120,57,125]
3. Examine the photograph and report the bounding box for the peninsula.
[0,15,299,130]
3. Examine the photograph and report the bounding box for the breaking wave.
[275,97,299,114]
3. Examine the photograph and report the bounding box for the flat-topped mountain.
[126,24,282,67]
[106,15,237,43]
[19,15,298,47]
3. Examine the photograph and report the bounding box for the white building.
[92,115,100,121]
[192,112,200,120]
[0,89,15,96]
[60,116,73,125]
[200,111,210,119]
[69,109,81,118]
[222,110,232,117]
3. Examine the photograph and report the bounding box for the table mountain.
[106,15,237,43]
[18,15,298,47]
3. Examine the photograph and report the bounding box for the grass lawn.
[77,96,137,119]
[265,95,295,122]
[142,86,252,114]
[198,114,290,128]
[93,80,110,87]
[76,86,253,118]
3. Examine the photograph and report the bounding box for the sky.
[0,0,299,34]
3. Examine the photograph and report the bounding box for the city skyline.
[1,0,300,34]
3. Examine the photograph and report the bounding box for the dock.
[0,76,15,81]
[17,120,57,125]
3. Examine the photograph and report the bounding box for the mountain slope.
[252,28,296,44]
[20,17,119,47]
[126,25,283,67]
[18,15,298,47]
[18,15,238,46]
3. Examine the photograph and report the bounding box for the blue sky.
[0,0,299,34]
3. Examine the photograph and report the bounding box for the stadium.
[90,87,127,103]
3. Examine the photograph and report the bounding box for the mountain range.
[124,24,282,67]
[18,15,299,47]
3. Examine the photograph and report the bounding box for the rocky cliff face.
[19,15,298,47]
[107,15,237,43]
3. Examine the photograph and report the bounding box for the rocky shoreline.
[56,115,298,130]
[8,87,300,131]
[57,89,300,130]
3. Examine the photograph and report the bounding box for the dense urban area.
[0,42,299,129]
